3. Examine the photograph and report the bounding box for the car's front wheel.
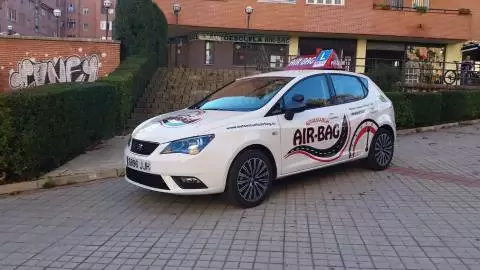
[366,127,395,171]
[225,149,274,208]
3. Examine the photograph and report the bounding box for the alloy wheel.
[374,133,393,167]
[237,157,270,202]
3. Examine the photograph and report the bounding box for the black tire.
[225,149,274,208]
[443,70,457,85]
[365,128,395,171]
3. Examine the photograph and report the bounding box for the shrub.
[384,91,480,129]
[0,83,117,181]
[385,92,414,128]
[114,0,168,62]
[407,92,442,127]
[440,91,473,123]
[101,54,157,132]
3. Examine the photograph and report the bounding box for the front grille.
[126,167,170,190]
[130,139,159,155]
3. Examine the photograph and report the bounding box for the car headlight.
[127,135,132,147]
[160,134,215,155]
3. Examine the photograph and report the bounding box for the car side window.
[330,74,367,104]
[282,75,332,110]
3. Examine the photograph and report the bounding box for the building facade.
[155,0,480,83]
[62,0,116,40]
[0,0,60,36]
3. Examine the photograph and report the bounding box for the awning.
[462,41,480,53]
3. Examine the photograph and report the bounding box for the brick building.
[63,0,116,40]
[0,0,60,36]
[155,0,480,82]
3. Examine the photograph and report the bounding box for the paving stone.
[1,124,480,269]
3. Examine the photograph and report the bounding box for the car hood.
[132,109,250,143]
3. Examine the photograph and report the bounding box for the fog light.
[172,176,207,189]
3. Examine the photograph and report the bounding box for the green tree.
[114,0,167,62]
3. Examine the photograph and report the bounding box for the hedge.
[386,91,480,128]
[0,83,117,181]
[100,54,157,132]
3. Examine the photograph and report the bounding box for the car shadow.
[271,160,367,191]
[133,160,371,210]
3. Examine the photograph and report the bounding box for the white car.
[125,69,396,208]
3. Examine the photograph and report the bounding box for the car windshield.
[191,76,293,112]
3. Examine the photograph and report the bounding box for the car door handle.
[328,113,338,120]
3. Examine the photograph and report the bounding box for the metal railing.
[257,55,480,86]
[372,0,469,15]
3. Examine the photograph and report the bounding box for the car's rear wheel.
[225,149,274,208]
[366,127,394,171]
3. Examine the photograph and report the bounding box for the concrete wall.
[0,36,120,92]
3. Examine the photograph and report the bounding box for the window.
[68,3,75,12]
[101,36,112,40]
[233,43,257,66]
[19,13,26,26]
[205,41,214,65]
[108,8,115,14]
[330,74,366,103]
[41,9,46,16]
[100,21,113,30]
[83,8,89,15]
[412,0,429,8]
[283,75,332,109]
[270,55,285,69]
[306,0,344,5]
[83,23,89,31]
[191,77,293,112]
[8,8,17,21]
[67,19,76,29]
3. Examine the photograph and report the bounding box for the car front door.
[276,75,348,175]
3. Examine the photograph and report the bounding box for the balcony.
[373,0,472,15]
[370,0,472,40]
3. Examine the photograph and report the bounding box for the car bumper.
[123,147,228,195]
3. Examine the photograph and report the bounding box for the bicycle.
[443,69,480,85]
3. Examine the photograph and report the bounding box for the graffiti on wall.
[8,54,100,90]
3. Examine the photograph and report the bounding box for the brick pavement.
[0,124,479,270]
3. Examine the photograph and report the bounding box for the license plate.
[126,156,151,172]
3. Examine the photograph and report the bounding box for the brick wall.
[155,0,475,41]
[0,36,120,92]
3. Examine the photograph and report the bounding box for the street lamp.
[173,3,182,67]
[244,6,254,74]
[53,9,61,37]
[103,0,112,40]
[7,25,13,36]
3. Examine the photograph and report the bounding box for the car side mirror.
[284,94,306,121]
[292,94,304,103]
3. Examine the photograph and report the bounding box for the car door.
[277,75,348,175]
[329,73,378,160]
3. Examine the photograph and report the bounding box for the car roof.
[243,69,366,80]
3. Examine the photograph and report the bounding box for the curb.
[0,168,125,196]
[396,119,480,136]
[1,118,479,196]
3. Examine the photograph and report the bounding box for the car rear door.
[328,73,379,160]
